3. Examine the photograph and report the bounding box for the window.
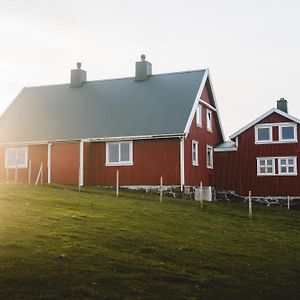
[257,156,297,176]
[257,158,275,175]
[279,125,297,142]
[255,126,272,143]
[192,140,198,166]
[5,147,28,169]
[207,145,213,169]
[278,157,297,175]
[106,141,133,166]
[196,104,202,127]
[206,109,212,132]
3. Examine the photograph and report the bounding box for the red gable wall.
[215,112,300,196]
[184,81,223,186]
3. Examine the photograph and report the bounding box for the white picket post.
[116,170,119,197]
[200,181,204,208]
[78,166,81,192]
[28,160,32,184]
[40,162,43,184]
[160,176,163,203]
[14,157,18,184]
[287,196,291,210]
[249,191,253,219]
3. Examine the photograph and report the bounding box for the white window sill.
[6,165,28,169]
[277,173,297,176]
[192,162,199,166]
[257,173,276,176]
[105,162,133,167]
[255,140,297,145]
[207,165,213,169]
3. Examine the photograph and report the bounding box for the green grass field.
[0,184,300,299]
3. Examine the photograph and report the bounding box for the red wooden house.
[0,56,224,192]
[215,98,300,198]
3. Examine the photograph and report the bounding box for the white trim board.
[183,69,225,141]
[230,108,300,140]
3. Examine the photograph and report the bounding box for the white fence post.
[116,170,119,197]
[248,191,253,219]
[160,176,163,203]
[287,196,291,210]
[28,160,32,184]
[200,181,204,208]
[35,162,43,185]
[78,166,81,192]
[14,157,18,184]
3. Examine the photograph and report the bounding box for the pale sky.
[0,0,299,138]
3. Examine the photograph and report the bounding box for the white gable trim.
[183,69,225,142]
[184,69,209,136]
[206,71,225,141]
[230,108,300,140]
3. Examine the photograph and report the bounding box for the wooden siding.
[215,112,300,196]
[84,138,180,186]
[184,81,223,186]
[51,142,80,185]
[0,145,48,183]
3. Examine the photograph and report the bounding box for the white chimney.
[71,62,87,87]
[135,54,152,81]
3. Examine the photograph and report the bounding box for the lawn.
[0,184,300,300]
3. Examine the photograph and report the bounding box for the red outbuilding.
[215,98,300,198]
[0,56,224,193]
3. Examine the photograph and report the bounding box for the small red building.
[0,56,224,192]
[215,99,300,198]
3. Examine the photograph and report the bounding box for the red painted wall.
[184,81,223,186]
[215,112,300,196]
[84,138,180,186]
[51,142,80,185]
[0,145,48,183]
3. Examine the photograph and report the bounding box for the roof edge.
[0,133,185,146]
[229,108,300,140]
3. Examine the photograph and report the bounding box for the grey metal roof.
[214,140,237,152]
[0,70,206,143]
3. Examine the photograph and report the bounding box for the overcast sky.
[0,0,299,138]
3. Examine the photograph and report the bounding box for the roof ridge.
[24,69,207,89]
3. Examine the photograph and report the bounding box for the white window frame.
[256,157,275,176]
[279,124,297,142]
[192,140,199,166]
[196,104,202,127]
[106,141,133,166]
[278,157,297,176]
[206,145,213,169]
[5,147,28,169]
[255,125,273,144]
[206,109,212,132]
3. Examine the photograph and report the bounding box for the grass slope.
[0,184,300,299]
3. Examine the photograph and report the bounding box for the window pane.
[267,160,273,166]
[257,128,270,141]
[288,167,294,173]
[17,149,26,165]
[288,159,294,165]
[192,144,196,161]
[120,143,130,162]
[280,159,286,166]
[108,144,119,162]
[281,167,287,173]
[260,167,265,173]
[281,126,294,140]
[7,149,17,167]
[267,167,273,173]
[260,160,265,166]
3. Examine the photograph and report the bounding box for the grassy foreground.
[0,184,300,300]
